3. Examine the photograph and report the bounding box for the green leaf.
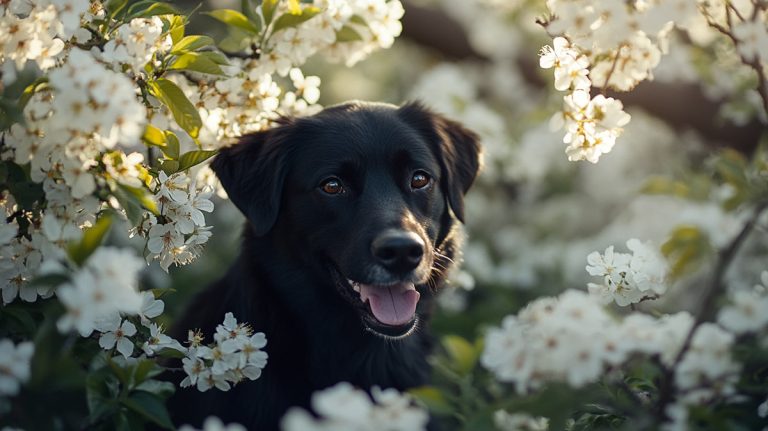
[171,35,215,54]
[122,390,175,430]
[132,360,162,387]
[169,52,226,76]
[0,99,24,130]
[106,0,130,19]
[159,159,180,175]
[661,225,711,279]
[162,131,181,160]
[286,0,302,14]
[3,68,40,100]
[241,0,263,30]
[441,335,478,375]
[108,359,131,386]
[29,273,69,288]
[68,214,113,266]
[135,379,176,398]
[112,186,144,227]
[335,25,364,42]
[164,15,186,45]
[178,150,218,171]
[198,51,231,66]
[142,124,166,148]
[408,386,453,415]
[127,1,180,19]
[262,0,278,25]
[272,7,321,34]
[86,367,118,423]
[205,9,260,34]
[118,183,159,216]
[149,78,202,139]
[7,179,44,210]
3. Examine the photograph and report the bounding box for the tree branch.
[654,199,768,421]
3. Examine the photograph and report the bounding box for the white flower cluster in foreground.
[6,48,146,195]
[718,270,768,334]
[180,417,246,431]
[494,410,549,431]
[0,339,34,396]
[97,16,171,74]
[266,0,405,70]
[135,172,214,272]
[0,0,91,71]
[482,288,744,420]
[586,238,668,306]
[540,37,630,163]
[281,382,428,431]
[481,290,671,390]
[181,313,268,392]
[56,247,145,336]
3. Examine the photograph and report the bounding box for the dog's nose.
[371,230,425,273]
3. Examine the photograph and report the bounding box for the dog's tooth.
[353,284,360,292]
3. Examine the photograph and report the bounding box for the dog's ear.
[210,124,292,236]
[397,102,482,222]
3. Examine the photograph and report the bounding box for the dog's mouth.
[330,268,421,340]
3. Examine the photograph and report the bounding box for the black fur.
[167,101,481,429]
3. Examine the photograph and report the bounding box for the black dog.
[168,101,481,429]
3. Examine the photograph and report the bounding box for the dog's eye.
[410,171,431,189]
[320,178,345,195]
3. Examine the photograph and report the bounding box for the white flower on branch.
[142,323,185,357]
[481,289,698,392]
[675,323,740,404]
[731,18,768,62]
[98,16,170,74]
[494,410,549,431]
[717,271,768,334]
[0,339,34,397]
[56,247,144,337]
[586,239,668,306]
[96,314,137,359]
[281,382,428,431]
[181,313,268,393]
[179,417,246,431]
[138,291,165,326]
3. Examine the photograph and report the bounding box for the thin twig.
[655,200,768,420]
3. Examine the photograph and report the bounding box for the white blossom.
[179,417,247,431]
[96,315,137,359]
[281,382,428,431]
[0,339,34,396]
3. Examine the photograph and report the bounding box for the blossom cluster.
[717,270,768,335]
[180,313,268,393]
[481,287,749,427]
[481,289,694,392]
[281,382,428,431]
[97,16,171,74]
[0,0,91,71]
[56,247,145,337]
[134,171,214,272]
[265,0,405,70]
[540,0,768,162]
[6,48,146,191]
[494,410,549,431]
[586,238,668,306]
[539,37,631,163]
[179,417,246,431]
[0,339,34,397]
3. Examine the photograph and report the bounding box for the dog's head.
[212,101,481,339]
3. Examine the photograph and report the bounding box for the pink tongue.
[358,283,420,326]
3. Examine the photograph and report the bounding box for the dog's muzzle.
[330,267,421,340]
